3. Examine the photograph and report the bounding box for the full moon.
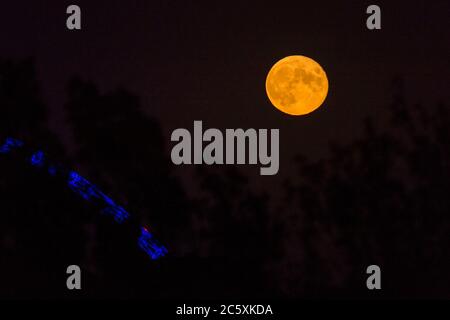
[265,55,329,116]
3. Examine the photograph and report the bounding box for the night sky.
[0,0,449,300]
[2,1,448,172]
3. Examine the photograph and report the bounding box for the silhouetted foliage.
[276,79,450,298]
[0,60,449,298]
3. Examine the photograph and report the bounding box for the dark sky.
[0,0,448,187]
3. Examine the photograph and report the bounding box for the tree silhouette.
[1,59,449,299]
[0,59,85,298]
[277,79,450,298]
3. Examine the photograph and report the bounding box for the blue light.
[101,205,130,223]
[67,171,96,201]
[1,137,167,261]
[30,151,45,167]
[138,227,168,260]
[0,137,24,154]
[67,171,130,223]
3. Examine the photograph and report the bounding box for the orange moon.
[265,55,329,116]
